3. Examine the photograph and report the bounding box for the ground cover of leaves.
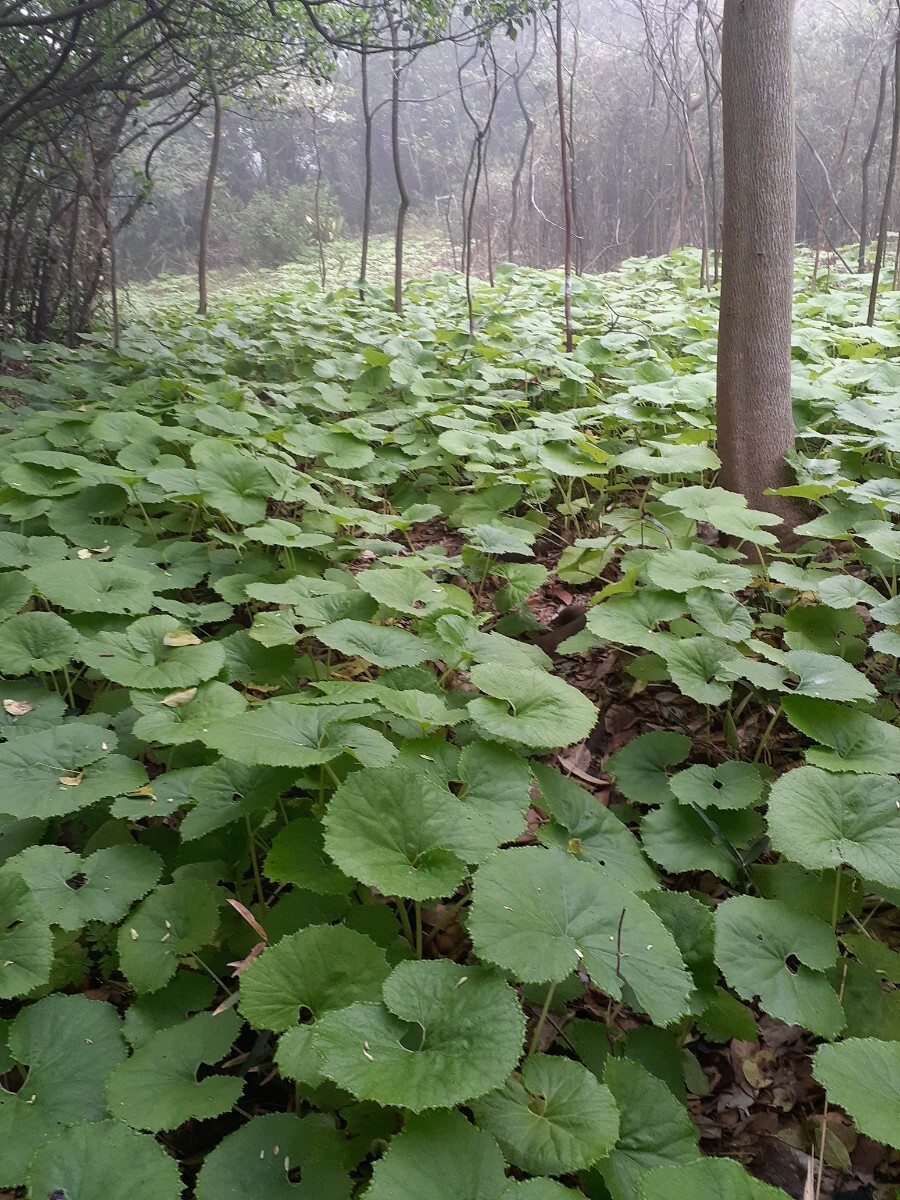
[1,249,900,1199]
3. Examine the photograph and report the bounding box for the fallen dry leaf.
[159,687,197,708]
[2,698,33,716]
[162,629,202,647]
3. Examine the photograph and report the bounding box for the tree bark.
[716,0,800,531]
[197,71,221,317]
[555,0,573,353]
[867,21,900,327]
[389,14,408,316]
[859,54,890,273]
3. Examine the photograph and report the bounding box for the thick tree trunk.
[716,0,800,530]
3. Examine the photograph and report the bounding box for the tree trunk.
[359,43,373,296]
[197,72,221,317]
[867,23,900,326]
[555,0,573,353]
[389,16,408,317]
[716,0,800,530]
[859,55,889,273]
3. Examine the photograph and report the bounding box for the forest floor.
[1,249,900,1200]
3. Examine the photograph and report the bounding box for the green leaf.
[26,1120,183,1200]
[782,695,900,774]
[0,870,53,998]
[468,663,597,749]
[0,994,127,1186]
[0,571,31,622]
[123,972,217,1049]
[713,896,843,1038]
[80,615,225,688]
[106,1011,243,1132]
[117,879,220,993]
[595,1058,699,1200]
[194,443,275,523]
[645,549,752,594]
[605,732,691,805]
[10,844,162,930]
[323,766,474,900]
[356,566,465,616]
[266,818,354,896]
[585,589,688,651]
[658,636,733,705]
[639,1157,791,1199]
[669,762,765,810]
[812,1038,900,1149]
[195,1112,355,1200]
[768,766,900,888]
[27,558,158,615]
[239,924,390,1031]
[780,650,877,703]
[641,804,764,884]
[131,681,247,746]
[457,741,531,845]
[179,761,298,840]
[0,724,146,820]
[532,763,658,891]
[660,486,781,545]
[199,700,375,768]
[365,1110,511,1200]
[472,1054,619,1175]
[468,847,692,1025]
[315,960,525,1111]
[0,610,80,675]
[686,591,754,642]
[242,519,333,549]
[317,619,428,668]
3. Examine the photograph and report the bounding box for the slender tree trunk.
[311,110,327,288]
[555,0,573,353]
[359,43,373,295]
[197,72,221,317]
[508,44,537,262]
[868,21,900,326]
[389,16,408,316]
[859,55,890,273]
[716,0,800,530]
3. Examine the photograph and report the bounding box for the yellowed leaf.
[159,687,197,708]
[162,630,201,647]
[2,699,33,716]
[59,771,85,787]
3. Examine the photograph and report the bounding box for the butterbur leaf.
[457,741,532,845]
[179,761,298,840]
[131,681,246,746]
[80,615,225,688]
[106,1011,243,1132]
[659,636,733,705]
[782,695,900,774]
[11,843,162,930]
[0,571,31,622]
[123,973,218,1049]
[714,896,844,1038]
[812,1038,900,1149]
[195,1112,354,1200]
[118,878,219,993]
[239,924,390,1031]
[0,724,146,820]
[606,731,691,805]
[0,870,53,998]
[468,663,597,749]
[684,590,754,642]
[532,763,658,892]
[365,1110,511,1200]
[356,566,462,616]
[641,803,765,885]
[468,847,693,1026]
[660,486,781,544]
[194,444,275,524]
[780,650,877,703]
[323,766,474,900]
[266,819,354,896]
[26,1121,182,1200]
[586,589,688,651]
[669,761,765,811]
[645,548,752,594]
[595,1058,699,1200]
[27,558,157,615]
[768,766,900,888]
[472,1054,619,1175]
[639,1157,791,1199]
[0,994,127,1186]
[200,700,372,768]
[315,960,525,1111]
[317,619,428,668]
[0,610,80,675]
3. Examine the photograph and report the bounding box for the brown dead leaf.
[162,629,201,647]
[159,687,198,708]
[58,770,85,787]
[2,698,33,716]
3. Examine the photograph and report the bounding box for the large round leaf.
[812,1038,900,1150]
[239,924,390,1031]
[79,615,225,688]
[0,571,31,622]
[645,549,752,594]
[0,610,80,675]
[365,1110,510,1200]
[317,619,428,668]
[195,1112,355,1200]
[0,724,146,820]
[780,650,877,703]
[117,879,220,993]
[26,1121,182,1200]
[315,960,525,1111]
[713,896,843,1038]
[639,1156,790,1199]
[606,731,690,805]
[782,695,900,774]
[468,663,597,749]
[131,681,247,746]
[768,766,900,888]
[106,1011,243,1132]
[468,847,693,1026]
[0,870,52,998]
[199,700,370,768]
[323,766,474,900]
[27,558,158,615]
[669,761,765,811]
[472,1054,619,1175]
[11,843,162,930]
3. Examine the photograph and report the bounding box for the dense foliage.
[1,251,900,1196]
